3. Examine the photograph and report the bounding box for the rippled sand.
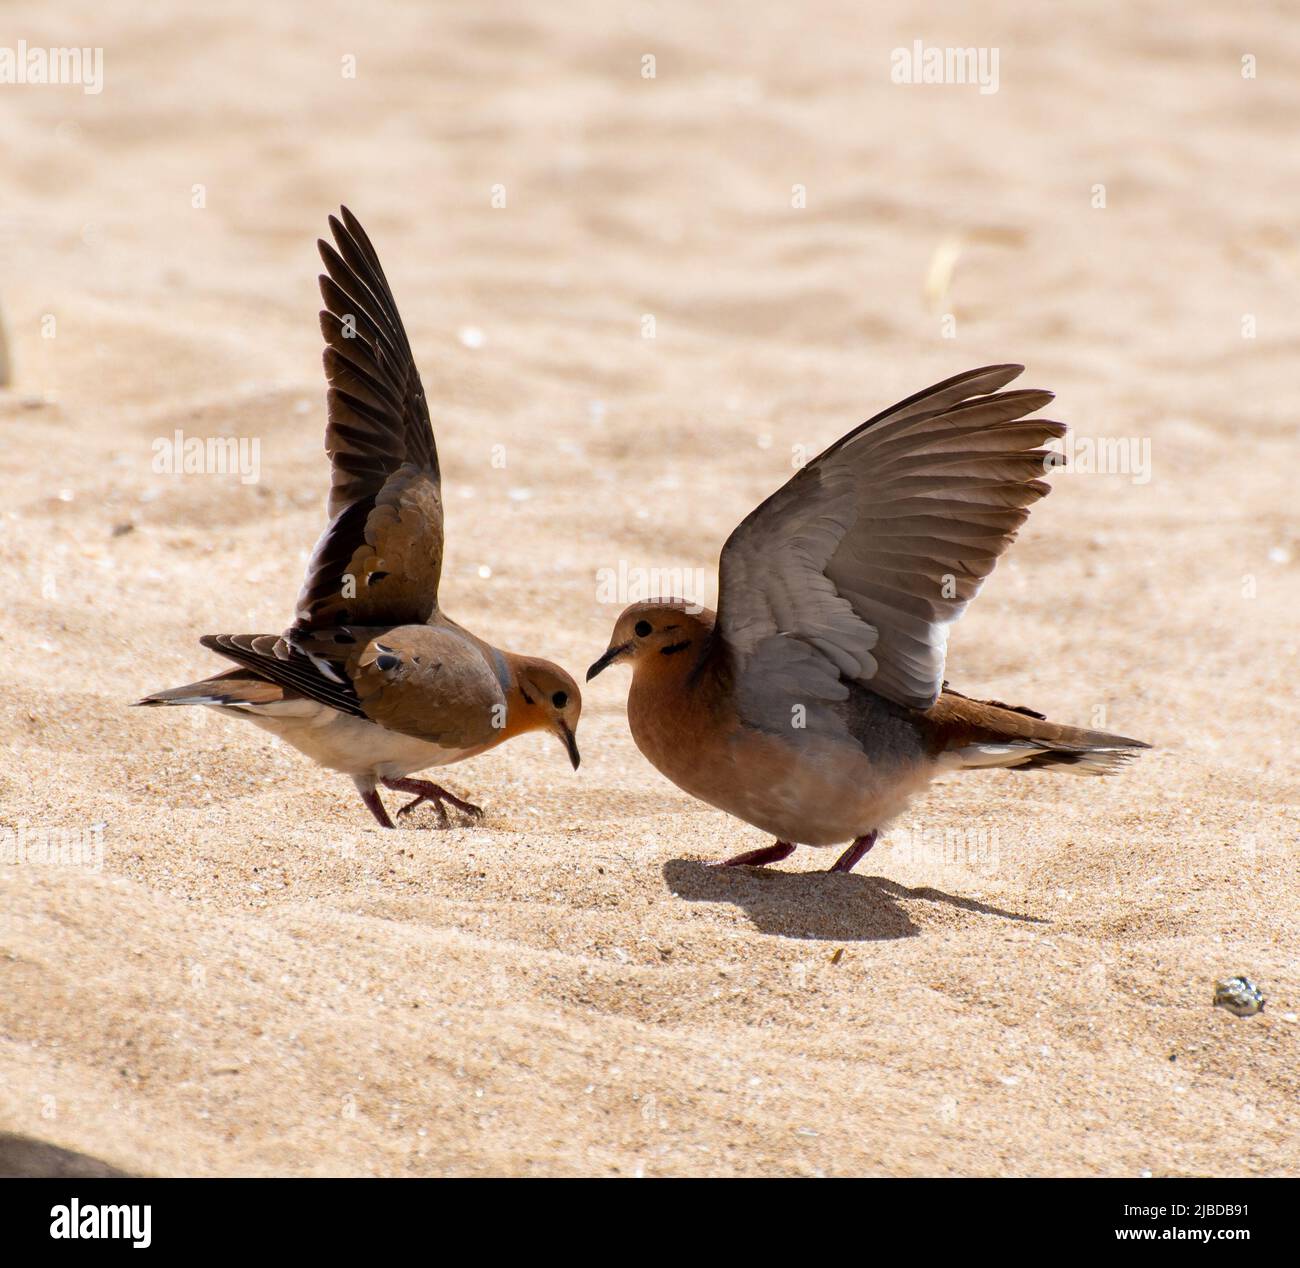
[2,1,1297,1175]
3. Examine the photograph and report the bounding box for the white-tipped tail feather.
[956,742,1144,776]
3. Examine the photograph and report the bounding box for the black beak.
[586,643,630,682]
[559,721,580,770]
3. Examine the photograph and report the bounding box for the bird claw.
[387,780,483,828]
[397,794,450,827]
[438,794,483,820]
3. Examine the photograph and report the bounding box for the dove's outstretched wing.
[714,365,1064,727]
[294,206,444,633]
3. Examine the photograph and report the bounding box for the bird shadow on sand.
[663,859,1045,942]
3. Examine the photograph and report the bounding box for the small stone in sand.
[1214,976,1264,1017]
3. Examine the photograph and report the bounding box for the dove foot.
[357,785,396,829]
[382,777,484,826]
[828,831,878,874]
[710,840,796,868]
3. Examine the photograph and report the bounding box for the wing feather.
[716,365,1061,716]
[293,207,444,631]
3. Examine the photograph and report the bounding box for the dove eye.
[551,691,568,709]
[634,620,652,638]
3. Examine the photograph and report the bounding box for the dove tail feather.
[926,686,1149,777]
[953,741,1146,776]
[134,669,287,709]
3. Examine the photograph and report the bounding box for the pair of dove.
[138,209,1148,872]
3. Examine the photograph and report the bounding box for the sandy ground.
[2,1,1298,1177]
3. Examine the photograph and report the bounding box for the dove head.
[508,656,583,769]
[586,600,716,683]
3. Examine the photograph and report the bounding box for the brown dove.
[137,207,581,828]
[587,365,1148,872]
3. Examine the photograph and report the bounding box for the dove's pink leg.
[358,786,395,829]
[828,831,878,874]
[710,840,796,868]
[382,777,484,823]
